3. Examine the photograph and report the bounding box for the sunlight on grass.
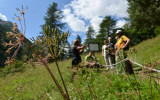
[0,36,160,99]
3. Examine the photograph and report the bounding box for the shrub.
[0,59,25,77]
[154,26,160,36]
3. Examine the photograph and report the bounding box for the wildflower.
[2,42,8,47]
[5,7,27,64]
[17,17,21,21]
[6,47,12,55]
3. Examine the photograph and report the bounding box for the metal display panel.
[88,43,100,52]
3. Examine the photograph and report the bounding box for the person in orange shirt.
[115,30,130,74]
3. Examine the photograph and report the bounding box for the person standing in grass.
[71,39,85,82]
[114,30,133,74]
[108,37,115,67]
[102,40,114,70]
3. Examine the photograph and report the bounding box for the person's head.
[89,51,93,56]
[104,40,108,45]
[108,37,112,42]
[73,39,80,46]
[115,30,122,37]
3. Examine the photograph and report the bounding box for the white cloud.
[72,33,77,36]
[62,8,86,32]
[0,13,7,21]
[70,0,128,19]
[116,20,127,28]
[62,0,128,33]
[90,17,103,33]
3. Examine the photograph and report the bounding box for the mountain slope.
[0,20,13,67]
[0,35,160,99]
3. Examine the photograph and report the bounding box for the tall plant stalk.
[43,26,70,100]
[55,61,70,100]
[4,7,69,100]
[118,54,142,100]
[23,41,68,99]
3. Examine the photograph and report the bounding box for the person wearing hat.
[114,30,131,74]
[71,39,85,82]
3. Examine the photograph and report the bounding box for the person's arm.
[122,36,130,49]
[116,49,119,56]
[77,45,85,50]
[85,61,91,65]
[122,38,130,49]
[77,45,85,55]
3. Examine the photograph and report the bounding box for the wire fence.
[102,58,160,73]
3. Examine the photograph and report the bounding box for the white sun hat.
[115,30,122,34]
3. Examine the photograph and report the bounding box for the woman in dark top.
[71,39,85,82]
[72,39,85,66]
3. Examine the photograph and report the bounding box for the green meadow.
[0,35,160,100]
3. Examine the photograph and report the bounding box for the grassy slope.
[0,36,160,99]
[128,35,160,69]
[0,60,74,99]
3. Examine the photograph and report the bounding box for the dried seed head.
[8,40,13,45]
[21,11,25,15]
[6,47,12,55]
[6,32,14,38]
[13,23,18,32]
[17,17,21,21]
[2,42,8,47]
[5,59,14,64]
[17,33,24,38]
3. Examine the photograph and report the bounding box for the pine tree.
[39,2,67,60]
[99,16,116,37]
[93,16,116,50]
[85,25,95,44]
[76,34,82,45]
[43,2,65,30]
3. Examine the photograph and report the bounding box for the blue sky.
[0,0,128,44]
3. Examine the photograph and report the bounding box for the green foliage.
[154,26,160,36]
[76,34,82,45]
[0,21,13,67]
[38,2,69,60]
[70,68,160,100]
[126,0,160,41]
[92,16,116,50]
[94,32,106,51]
[99,16,116,37]
[42,26,70,60]
[1,2,160,99]
[0,19,33,67]
[84,25,96,51]
[0,60,25,77]
[84,25,95,44]
[0,47,160,99]
[128,35,160,68]
[43,2,65,30]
